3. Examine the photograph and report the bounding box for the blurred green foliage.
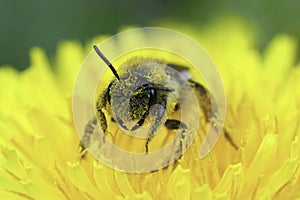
[0,0,299,70]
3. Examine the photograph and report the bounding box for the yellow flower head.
[1,19,300,200]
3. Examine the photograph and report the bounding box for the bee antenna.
[93,45,120,80]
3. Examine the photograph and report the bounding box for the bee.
[79,45,237,158]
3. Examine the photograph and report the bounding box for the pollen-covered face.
[109,63,176,131]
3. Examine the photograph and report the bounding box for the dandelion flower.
[1,20,300,199]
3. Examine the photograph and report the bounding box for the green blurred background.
[0,0,299,70]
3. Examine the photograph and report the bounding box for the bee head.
[93,46,173,132]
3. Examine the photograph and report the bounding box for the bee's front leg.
[79,89,109,158]
[145,100,167,154]
[79,117,97,157]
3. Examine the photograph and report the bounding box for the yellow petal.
[0,67,21,118]
[247,134,278,183]
[67,162,102,199]
[192,184,213,200]
[93,162,118,199]
[214,163,244,199]
[21,47,70,120]
[114,170,136,197]
[263,35,297,78]
[54,41,84,93]
[167,166,190,199]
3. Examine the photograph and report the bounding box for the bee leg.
[97,109,108,139]
[164,119,189,158]
[131,117,146,131]
[165,119,187,129]
[79,117,97,157]
[79,89,109,159]
[96,89,109,141]
[145,100,167,154]
[188,79,212,122]
[188,79,238,150]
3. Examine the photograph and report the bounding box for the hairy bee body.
[79,46,236,158]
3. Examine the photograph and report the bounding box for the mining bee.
[79,45,237,158]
